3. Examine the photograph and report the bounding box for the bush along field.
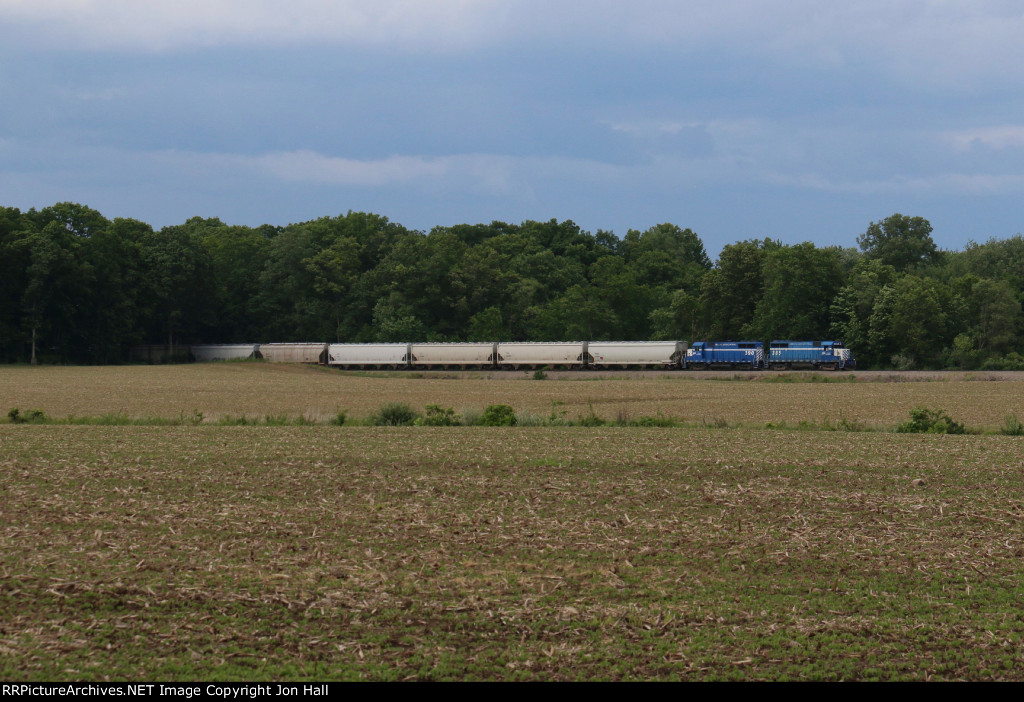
[1,425,1024,681]
[5,401,1024,435]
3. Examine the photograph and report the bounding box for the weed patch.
[1000,413,1024,436]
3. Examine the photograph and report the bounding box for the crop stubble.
[1,424,1023,680]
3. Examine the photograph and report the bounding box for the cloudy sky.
[2,1,1022,255]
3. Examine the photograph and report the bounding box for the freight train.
[184,340,856,370]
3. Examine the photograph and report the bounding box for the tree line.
[1,203,1022,369]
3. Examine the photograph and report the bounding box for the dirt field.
[2,364,1023,680]
[2,425,1023,680]
[1,364,1022,429]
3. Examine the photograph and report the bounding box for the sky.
[2,0,1023,256]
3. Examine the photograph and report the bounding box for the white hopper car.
[259,343,329,364]
[189,341,689,369]
[327,343,412,369]
[189,344,259,362]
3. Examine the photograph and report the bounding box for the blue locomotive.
[685,341,764,369]
[767,340,855,370]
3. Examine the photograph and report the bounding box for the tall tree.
[83,218,150,362]
[829,258,898,367]
[20,222,92,363]
[0,208,30,360]
[857,213,940,272]
[30,202,109,239]
[698,239,777,339]
[962,277,1021,356]
[743,243,846,340]
[139,225,215,352]
[869,276,953,368]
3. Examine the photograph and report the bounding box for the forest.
[1,203,1022,370]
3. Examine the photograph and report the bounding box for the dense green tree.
[829,259,898,367]
[255,225,326,340]
[188,218,274,342]
[621,224,712,323]
[519,219,603,267]
[0,208,31,360]
[649,290,700,341]
[946,235,1024,295]
[371,296,427,342]
[20,222,92,363]
[870,276,952,368]
[30,202,109,239]
[698,239,778,339]
[962,277,1021,356]
[743,243,847,340]
[361,230,468,340]
[466,306,509,341]
[289,212,415,340]
[531,284,617,341]
[587,255,652,339]
[139,224,215,351]
[857,213,940,272]
[82,218,150,362]
[449,245,517,334]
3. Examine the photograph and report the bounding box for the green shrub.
[896,407,966,435]
[372,402,420,426]
[532,368,548,380]
[7,408,47,424]
[415,404,461,426]
[329,410,348,426]
[480,404,517,427]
